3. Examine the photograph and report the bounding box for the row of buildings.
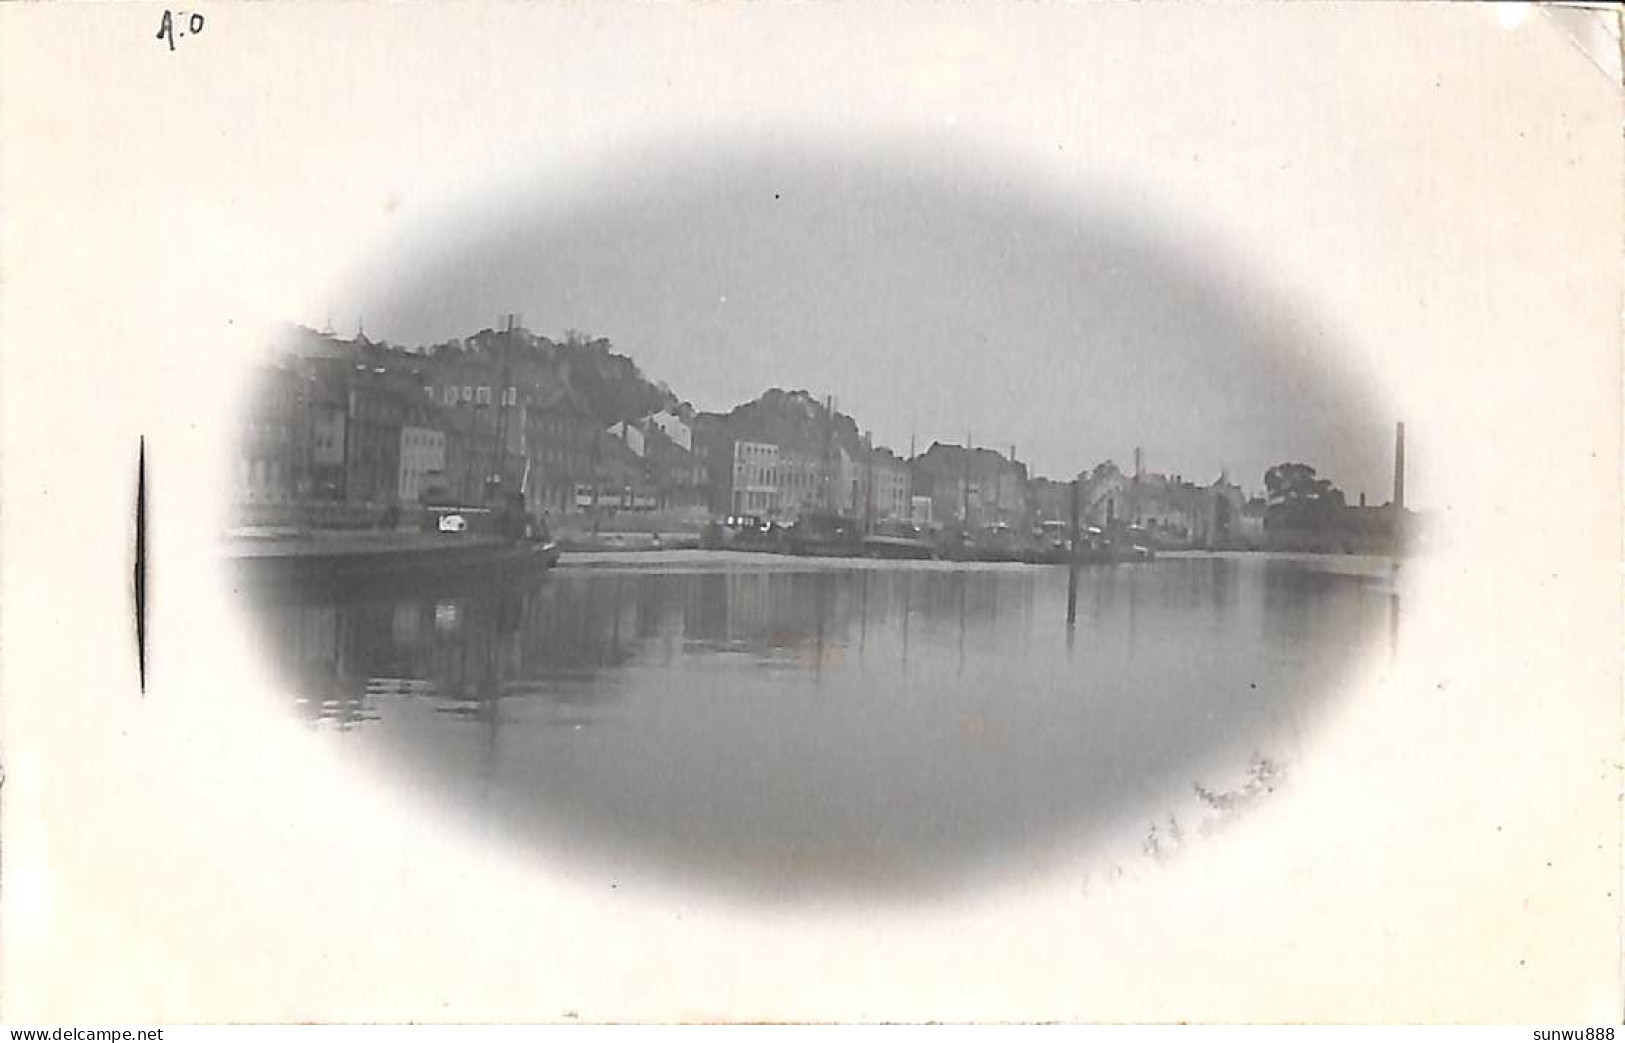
[235,322,1397,551]
[690,393,1272,548]
[234,324,707,524]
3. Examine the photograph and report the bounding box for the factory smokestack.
[1393,422,1406,510]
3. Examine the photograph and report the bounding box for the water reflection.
[248,555,1394,899]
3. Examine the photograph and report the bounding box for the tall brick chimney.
[1393,421,1406,510]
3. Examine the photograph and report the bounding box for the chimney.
[1393,421,1406,509]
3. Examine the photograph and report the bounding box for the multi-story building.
[988,453,1031,529]
[1130,473,1210,541]
[1237,497,1269,547]
[341,362,434,506]
[910,442,1031,531]
[417,329,626,514]
[423,353,526,503]
[586,428,658,510]
[775,446,826,517]
[641,423,709,512]
[1028,476,1076,527]
[523,383,605,514]
[235,362,303,504]
[691,412,734,515]
[833,443,862,517]
[605,414,711,511]
[867,446,911,522]
[1200,479,1250,548]
[397,425,447,505]
[699,388,882,521]
[265,329,448,510]
[1076,458,1253,547]
[729,440,780,516]
[306,374,347,501]
[253,323,689,519]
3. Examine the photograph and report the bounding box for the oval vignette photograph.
[226,144,1419,901]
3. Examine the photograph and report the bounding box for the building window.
[462,386,473,403]
[476,387,492,405]
[444,387,456,404]
[503,386,517,406]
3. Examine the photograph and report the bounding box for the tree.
[1262,462,1345,530]
[552,330,677,424]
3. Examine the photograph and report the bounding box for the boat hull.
[788,539,864,558]
[227,536,558,604]
[861,536,936,560]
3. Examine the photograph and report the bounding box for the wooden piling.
[1066,477,1080,626]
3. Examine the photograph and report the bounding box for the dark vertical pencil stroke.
[135,437,147,694]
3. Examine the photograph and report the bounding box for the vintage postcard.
[1,1,1619,1025]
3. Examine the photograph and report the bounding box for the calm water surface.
[250,553,1395,898]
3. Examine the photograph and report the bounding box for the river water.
[248,552,1396,899]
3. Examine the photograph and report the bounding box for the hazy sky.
[338,144,1394,498]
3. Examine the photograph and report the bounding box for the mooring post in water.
[1388,420,1406,661]
[1389,559,1402,662]
[1066,477,1080,627]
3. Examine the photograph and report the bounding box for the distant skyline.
[317,144,1397,499]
